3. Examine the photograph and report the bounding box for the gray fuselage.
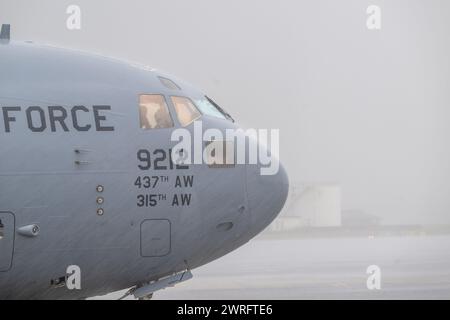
[0,42,288,299]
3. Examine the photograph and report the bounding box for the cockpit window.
[195,97,227,120]
[205,96,234,122]
[158,77,181,90]
[139,94,174,129]
[171,96,202,127]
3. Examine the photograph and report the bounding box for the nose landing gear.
[138,293,153,300]
[118,270,193,300]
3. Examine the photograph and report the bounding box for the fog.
[1,0,450,224]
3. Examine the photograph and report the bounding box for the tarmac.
[94,235,450,300]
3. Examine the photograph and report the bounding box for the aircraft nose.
[246,160,289,236]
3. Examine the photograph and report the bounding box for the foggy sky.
[1,0,449,224]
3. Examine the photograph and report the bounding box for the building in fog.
[269,184,342,232]
[341,210,381,227]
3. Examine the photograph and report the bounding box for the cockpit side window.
[139,94,174,129]
[171,96,202,127]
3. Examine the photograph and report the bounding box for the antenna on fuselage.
[0,24,11,44]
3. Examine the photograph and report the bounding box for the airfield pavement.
[94,234,450,300]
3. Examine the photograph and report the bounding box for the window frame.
[170,95,202,127]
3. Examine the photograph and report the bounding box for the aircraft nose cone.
[246,161,289,236]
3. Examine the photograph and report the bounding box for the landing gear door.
[0,212,15,272]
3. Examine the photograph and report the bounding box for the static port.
[96,197,104,205]
[97,208,104,216]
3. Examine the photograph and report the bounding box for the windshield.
[195,96,234,122]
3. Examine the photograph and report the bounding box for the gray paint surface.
[0,41,289,299]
